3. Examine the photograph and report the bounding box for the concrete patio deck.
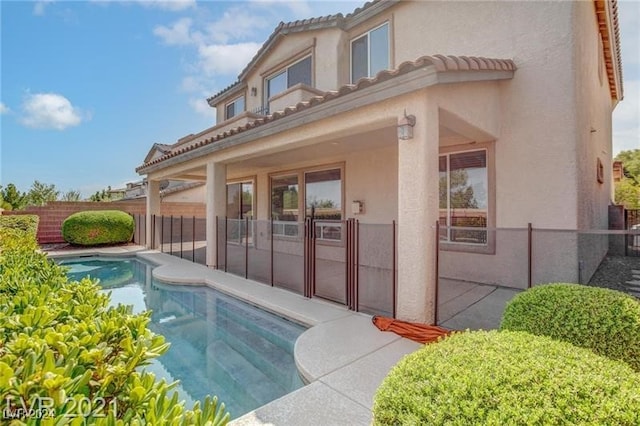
[48,246,519,425]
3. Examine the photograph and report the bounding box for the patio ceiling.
[154,122,471,182]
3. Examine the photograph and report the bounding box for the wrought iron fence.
[215,217,397,317]
[436,223,640,328]
[143,215,207,265]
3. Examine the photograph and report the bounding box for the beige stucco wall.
[573,0,616,282]
[145,1,620,316]
[226,143,398,224]
[163,184,205,203]
[240,28,343,115]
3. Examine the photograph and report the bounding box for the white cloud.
[33,0,54,16]
[20,93,87,130]
[203,8,270,44]
[188,97,216,119]
[136,0,195,11]
[249,0,312,18]
[153,17,193,45]
[0,102,10,114]
[198,42,262,76]
[152,1,353,117]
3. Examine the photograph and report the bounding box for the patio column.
[206,161,226,268]
[146,179,161,249]
[397,100,439,323]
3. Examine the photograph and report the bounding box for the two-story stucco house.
[136,0,622,323]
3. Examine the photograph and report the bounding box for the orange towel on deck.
[372,315,452,344]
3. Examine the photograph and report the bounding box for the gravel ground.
[588,255,640,298]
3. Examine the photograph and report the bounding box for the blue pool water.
[59,257,306,419]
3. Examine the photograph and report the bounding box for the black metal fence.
[131,214,207,265]
[626,209,640,256]
[133,213,638,326]
[215,217,397,317]
[436,223,640,328]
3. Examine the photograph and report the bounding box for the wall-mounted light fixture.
[251,87,257,96]
[351,200,364,215]
[397,110,416,140]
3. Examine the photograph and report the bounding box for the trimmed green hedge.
[0,214,39,237]
[373,330,640,425]
[62,210,134,246]
[500,283,640,371]
[0,227,229,424]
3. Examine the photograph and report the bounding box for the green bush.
[500,283,640,371]
[62,210,134,246]
[0,228,229,424]
[373,330,640,425]
[0,214,39,237]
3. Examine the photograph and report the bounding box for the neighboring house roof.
[594,0,623,101]
[207,0,398,106]
[160,181,205,197]
[143,143,173,164]
[137,54,516,173]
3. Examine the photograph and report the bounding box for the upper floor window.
[266,56,312,103]
[225,96,245,120]
[351,22,389,83]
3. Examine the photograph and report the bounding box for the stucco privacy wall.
[2,200,205,244]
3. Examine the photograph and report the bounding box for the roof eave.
[207,82,247,107]
[595,0,623,102]
[206,0,401,104]
[137,56,516,175]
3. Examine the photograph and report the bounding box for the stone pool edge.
[48,246,422,425]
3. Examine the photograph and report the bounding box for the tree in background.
[614,149,640,209]
[26,180,60,207]
[61,190,82,201]
[89,186,123,202]
[1,183,28,210]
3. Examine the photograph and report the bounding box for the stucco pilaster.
[146,179,161,249]
[206,161,227,268]
[397,99,439,323]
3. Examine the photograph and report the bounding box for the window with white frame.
[265,56,312,107]
[225,96,245,120]
[439,150,488,245]
[351,22,389,83]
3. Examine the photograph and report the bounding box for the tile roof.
[207,0,392,105]
[137,54,516,173]
[594,0,623,100]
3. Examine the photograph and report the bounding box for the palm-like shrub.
[0,228,229,425]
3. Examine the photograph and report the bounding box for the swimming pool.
[59,256,306,419]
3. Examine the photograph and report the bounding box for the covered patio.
[137,55,517,323]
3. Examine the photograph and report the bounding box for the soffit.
[137,54,516,175]
[594,0,623,100]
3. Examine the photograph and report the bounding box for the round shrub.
[62,210,134,246]
[373,330,640,425]
[500,283,640,371]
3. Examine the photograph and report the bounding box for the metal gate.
[304,218,359,310]
[626,209,640,256]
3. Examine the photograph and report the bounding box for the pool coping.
[48,246,422,425]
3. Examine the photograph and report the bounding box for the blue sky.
[1,0,638,198]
